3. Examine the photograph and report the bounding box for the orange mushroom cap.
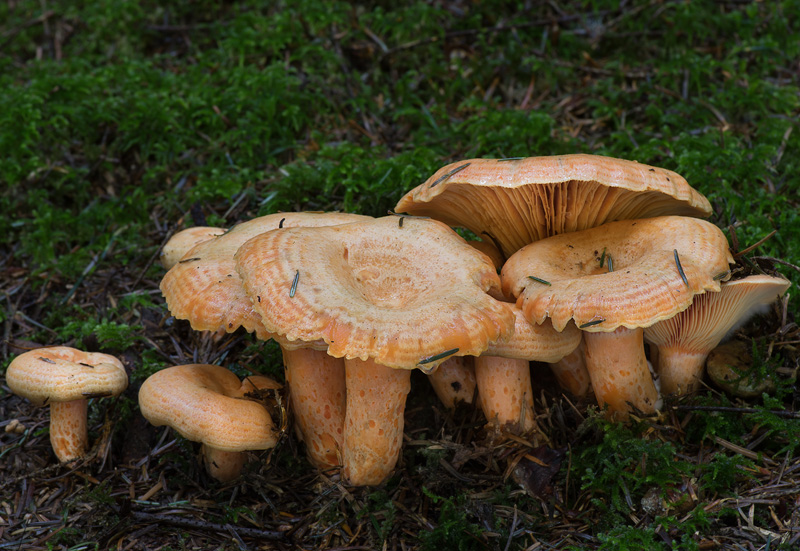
[160,226,227,270]
[234,216,515,371]
[396,154,712,257]
[501,216,734,333]
[160,212,371,339]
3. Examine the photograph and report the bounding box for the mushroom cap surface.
[138,364,280,452]
[234,216,515,370]
[501,216,734,332]
[6,346,128,406]
[396,155,712,257]
[160,226,227,270]
[160,212,371,339]
[644,275,791,353]
[485,304,581,362]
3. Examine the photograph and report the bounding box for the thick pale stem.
[474,356,536,433]
[283,348,347,469]
[549,339,591,397]
[49,400,88,462]
[657,346,708,396]
[427,356,477,409]
[583,328,660,420]
[202,444,246,482]
[342,358,411,486]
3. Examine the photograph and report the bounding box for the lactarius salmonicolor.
[6,346,128,462]
[644,275,790,395]
[160,226,227,270]
[160,212,371,471]
[138,364,281,482]
[396,154,713,398]
[475,304,581,433]
[234,216,515,485]
[395,154,712,260]
[502,216,734,420]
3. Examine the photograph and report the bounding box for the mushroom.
[395,154,712,258]
[475,305,581,432]
[234,216,515,485]
[138,364,282,482]
[160,226,227,270]
[644,275,791,395]
[501,216,733,419]
[6,346,128,462]
[160,212,370,470]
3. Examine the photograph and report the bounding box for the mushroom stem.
[656,347,708,395]
[549,338,591,397]
[282,347,347,469]
[583,328,660,420]
[202,444,246,482]
[427,356,478,409]
[49,399,89,462]
[474,356,536,432]
[342,358,411,486]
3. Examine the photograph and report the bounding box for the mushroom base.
[657,347,708,396]
[342,358,411,486]
[50,400,89,463]
[584,328,660,420]
[475,356,537,433]
[202,444,246,482]
[283,347,347,470]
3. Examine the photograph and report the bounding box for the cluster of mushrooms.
[6,154,791,487]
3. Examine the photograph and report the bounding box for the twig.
[130,511,284,540]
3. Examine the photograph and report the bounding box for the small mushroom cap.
[160,226,227,270]
[138,364,280,452]
[644,275,791,353]
[485,304,581,362]
[501,216,734,332]
[234,216,516,370]
[396,155,712,257]
[6,347,127,406]
[160,212,372,339]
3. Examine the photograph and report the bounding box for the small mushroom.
[138,364,282,482]
[502,216,733,419]
[6,347,128,462]
[644,275,790,395]
[234,216,515,485]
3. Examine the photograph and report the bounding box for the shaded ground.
[2,1,800,550]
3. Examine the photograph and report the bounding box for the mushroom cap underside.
[501,216,734,332]
[234,216,516,370]
[396,154,712,256]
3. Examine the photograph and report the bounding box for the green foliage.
[59,318,140,351]
[419,488,485,551]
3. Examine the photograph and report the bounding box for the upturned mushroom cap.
[160,212,371,339]
[138,364,280,453]
[644,275,791,394]
[501,216,734,332]
[160,226,226,270]
[6,347,128,406]
[396,155,712,257]
[235,216,515,370]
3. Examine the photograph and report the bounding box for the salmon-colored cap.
[160,212,371,339]
[485,304,581,362]
[396,155,712,257]
[234,216,515,370]
[160,226,226,270]
[501,216,734,332]
[6,346,128,406]
[138,364,281,452]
